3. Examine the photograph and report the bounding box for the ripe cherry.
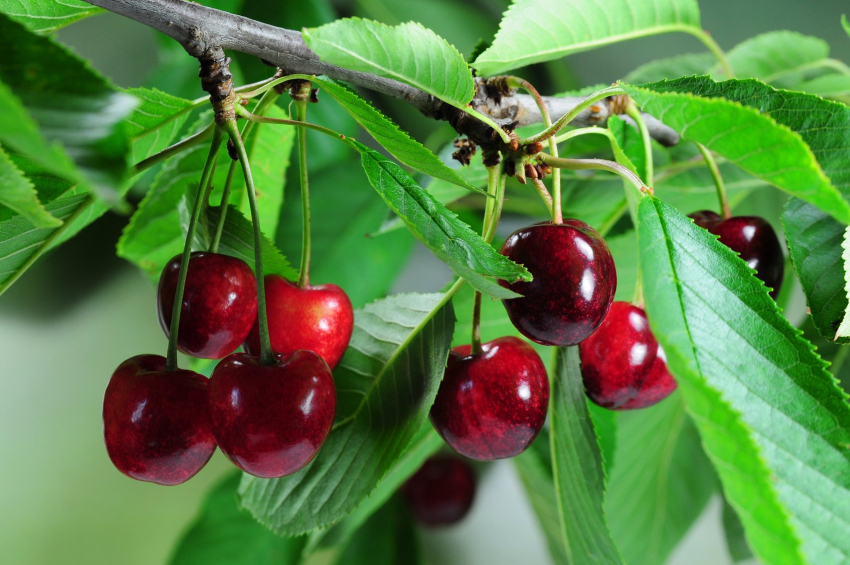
[244,276,354,370]
[578,302,677,410]
[103,355,216,485]
[499,220,617,347]
[402,456,476,527]
[688,212,784,299]
[430,337,549,460]
[157,252,257,359]
[208,350,336,478]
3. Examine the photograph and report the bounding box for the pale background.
[2,0,847,563]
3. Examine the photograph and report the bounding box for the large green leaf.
[625,53,714,84]
[837,228,850,339]
[351,140,530,298]
[123,88,194,163]
[623,77,850,223]
[332,496,420,565]
[239,292,455,535]
[549,347,623,565]
[724,31,830,84]
[473,0,701,76]
[638,195,850,565]
[0,146,61,228]
[0,0,101,33]
[605,393,717,565]
[169,473,305,565]
[303,18,474,107]
[782,199,849,343]
[0,13,137,203]
[722,496,754,563]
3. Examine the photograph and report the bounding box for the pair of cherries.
[103,251,354,485]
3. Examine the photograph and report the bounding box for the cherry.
[103,354,216,485]
[499,220,617,347]
[688,212,784,298]
[157,252,257,359]
[578,301,676,410]
[429,337,549,460]
[244,275,354,370]
[208,350,336,478]
[401,456,476,527]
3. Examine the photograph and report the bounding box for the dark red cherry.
[103,355,216,485]
[401,456,476,527]
[158,252,257,359]
[429,336,549,460]
[711,216,784,299]
[209,351,336,478]
[499,221,617,347]
[244,275,354,370]
[688,210,721,230]
[579,302,676,410]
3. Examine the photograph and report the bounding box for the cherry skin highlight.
[402,456,476,527]
[103,354,216,485]
[429,337,549,460]
[579,302,677,410]
[688,212,785,299]
[244,275,354,370]
[157,252,257,359]
[499,220,617,347]
[208,350,336,478]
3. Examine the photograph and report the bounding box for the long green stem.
[236,105,346,140]
[625,102,654,185]
[685,27,734,78]
[223,120,275,366]
[523,85,626,146]
[472,164,503,354]
[165,127,225,372]
[554,126,614,145]
[295,98,312,288]
[210,89,281,253]
[530,178,554,217]
[696,143,731,219]
[132,122,215,175]
[540,154,648,194]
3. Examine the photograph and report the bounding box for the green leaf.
[124,88,194,163]
[0,193,93,293]
[0,0,102,33]
[797,74,850,102]
[782,199,849,343]
[169,473,305,565]
[473,0,701,76]
[722,495,754,563]
[333,496,421,565]
[607,115,646,181]
[724,31,829,84]
[605,393,717,565]
[844,14,850,40]
[303,18,474,106]
[638,195,850,565]
[625,53,714,84]
[623,77,850,223]
[305,76,481,193]
[655,160,770,214]
[239,292,456,535]
[350,140,530,298]
[277,160,414,308]
[836,227,850,339]
[0,146,61,228]
[0,13,137,203]
[550,347,623,565]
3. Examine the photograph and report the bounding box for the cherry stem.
[471,291,483,355]
[223,119,276,366]
[539,154,650,195]
[510,77,562,223]
[132,122,215,176]
[165,126,225,372]
[236,105,345,140]
[295,97,312,288]
[523,85,626,146]
[625,102,654,186]
[530,178,554,217]
[472,164,504,354]
[696,143,731,219]
[210,89,281,254]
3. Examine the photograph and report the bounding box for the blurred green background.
[1,1,848,563]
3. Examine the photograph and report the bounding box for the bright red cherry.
[579,302,676,410]
[499,220,617,347]
[689,212,785,299]
[208,350,336,478]
[103,355,216,485]
[157,252,257,359]
[401,456,476,527]
[429,337,549,460]
[244,276,354,370]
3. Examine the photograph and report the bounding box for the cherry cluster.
[103,251,353,485]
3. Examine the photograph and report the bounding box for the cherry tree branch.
[84,0,679,147]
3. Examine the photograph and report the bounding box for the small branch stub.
[199,46,236,124]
